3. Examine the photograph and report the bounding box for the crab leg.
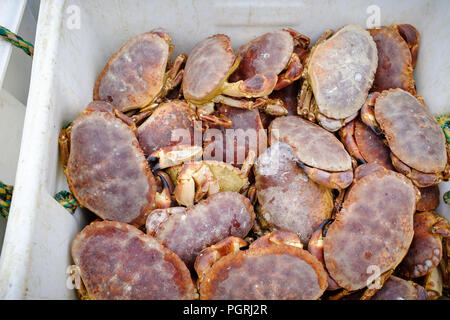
[159,53,187,98]
[390,152,442,187]
[154,171,175,209]
[340,120,366,164]
[360,92,382,134]
[274,53,303,90]
[296,162,353,190]
[394,24,420,68]
[147,144,203,170]
[58,126,72,171]
[221,73,278,98]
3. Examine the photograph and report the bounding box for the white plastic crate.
[0,0,448,299]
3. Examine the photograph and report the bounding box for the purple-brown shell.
[71,220,195,300]
[398,211,443,278]
[375,89,447,173]
[138,100,198,156]
[323,167,416,291]
[66,101,156,227]
[230,30,293,82]
[198,244,327,300]
[94,31,170,112]
[369,26,415,94]
[146,192,255,267]
[416,185,440,212]
[308,24,378,119]
[254,142,333,244]
[182,34,235,103]
[371,276,428,300]
[270,116,352,171]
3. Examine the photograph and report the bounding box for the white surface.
[0,0,448,299]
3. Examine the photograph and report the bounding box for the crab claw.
[296,162,353,190]
[250,230,303,249]
[194,236,248,281]
[148,144,203,170]
[154,171,175,209]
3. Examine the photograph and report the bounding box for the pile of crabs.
[61,24,450,300]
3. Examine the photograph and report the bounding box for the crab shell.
[254,142,333,245]
[203,105,267,167]
[146,191,254,268]
[308,24,378,120]
[398,211,446,278]
[229,30,295,94]
[182,34,236,104]
[94,30,171,112]
[375,89,447,176]
[416,185,440,212]
[323,167,416,291]
[65,101,156,227]
[371,276,428,300]
[369,25,418,94]
[137,100,198,156]
[196,236,328,300]
[71,220,195,300]
[269,116,353,182]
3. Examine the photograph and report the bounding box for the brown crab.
[361,89,448,187]
[146,191,255,268]
[416,185,440,212]
[194,231,328,300]
[340,119,393,169]
[297,24,378,132]
[71,220,196,300]
[398,211,450,279]
[370,276,428,300]
[137,100,203,170]
[369,24,419,94]
[423,267,444,300]
[94,29,186,113]
[59,101,157,227]
[167,158,253,207]
[323,164,417,298]
[253,142,333,245]
[182,34,289,127]
[202,104,267,167]
[270,116,353,189]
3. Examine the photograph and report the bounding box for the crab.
[182,34,288,127]
[227,28,310,113]
[253,142,333,245]
[166,155,254,207]
[416,185,440,212]
[297,24,378,132]
[398,211,450,279]
[146,191,255,268]
[340,118,393,169]
[71,220,196,300]
[94,29,186,113]
[370,276,428,300]
[58,101,158,227]
[423,267,444,300]
[202,104,267,167]
[269,116,353,190]
[322,164,417,299]
[368,24,420,94]
[361,88,449,187]
[194,231,328,300]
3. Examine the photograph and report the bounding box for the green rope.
[437,115,450,145]
[0,181,13,219]
[54,190,79,214]
[0,25,34,57]
[444,191,450,205]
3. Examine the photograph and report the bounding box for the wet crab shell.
[369,26,416,94]
[146,191,254,268]
[254,142,333,245]
[203,105,267,167]
[138,100,198,156]
[197,243,327,300]
[270,116,352,172]
[71,220,195,300]
[371,276,428,300]
[375,89,447,174]
[323,167,416,291]
[416,185,440,212]
[66,101,156,227]
[229,30,294,86]
[398,211,444,278]
[182,34,235,103]
[308,24,378,119]
[94,30,170,112]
